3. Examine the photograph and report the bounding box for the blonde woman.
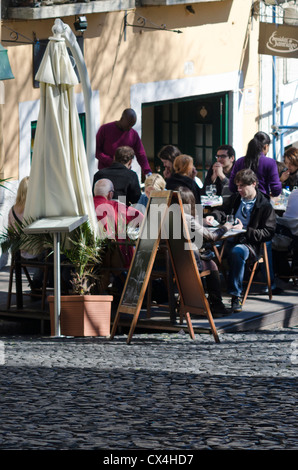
[8,177,29,234]
[8,177,45,291]
[8,176,38,262]
[166,154,201,203]
[135,173,166,213]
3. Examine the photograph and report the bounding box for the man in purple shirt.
[95,108,152,176]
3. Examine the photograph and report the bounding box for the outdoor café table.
[201,195,223,214]
[209,227,247,265]
[271,196,287,215]
[23,215,88,337]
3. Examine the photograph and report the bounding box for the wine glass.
[211,184,217,199]
[206,185,212,198]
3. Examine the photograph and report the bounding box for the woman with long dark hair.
[158,144,181,180]
[229,134,282,197]
[254,131,271,155]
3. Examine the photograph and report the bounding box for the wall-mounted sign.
[259,22,298,59]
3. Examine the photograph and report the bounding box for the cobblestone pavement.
[0,327,298,453]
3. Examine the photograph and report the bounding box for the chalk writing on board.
[122,245,153,307]
[121,196,168,307]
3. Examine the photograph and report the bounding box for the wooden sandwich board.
[110,190,220,344]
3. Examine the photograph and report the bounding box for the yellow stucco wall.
[1,0,259,180]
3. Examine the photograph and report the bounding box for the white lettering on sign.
[266,31,298,54]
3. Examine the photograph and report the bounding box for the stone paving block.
[0,329,298,451]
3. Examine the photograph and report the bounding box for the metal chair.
[242,242,272,306]
[277,250,298,285]
[7,251,52,311]
[146,244,177,323]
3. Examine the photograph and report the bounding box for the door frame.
[130,71,243,176]
[148,91,229,179]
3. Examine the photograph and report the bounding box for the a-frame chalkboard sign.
[110,190,220,344]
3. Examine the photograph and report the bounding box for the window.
[283,58,298,84]
[30,112,86,161]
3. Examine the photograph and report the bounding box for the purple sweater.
[95,121,151,175]
[229,154,282,197]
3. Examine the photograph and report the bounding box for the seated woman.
[166,154,201,204]
[135,173,166,214]
[158,144,181,180]
[272,187,298,279]
[178,186,239,316]
[8,177,36,260]
[279,147,298,190]
[8,177,45,292]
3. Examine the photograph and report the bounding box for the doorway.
[143,92,229,182]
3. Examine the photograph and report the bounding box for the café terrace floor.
[0,263,297,339]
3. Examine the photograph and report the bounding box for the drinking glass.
[226,215,234,224]
[211,184,217,199]
[206,185,212,198]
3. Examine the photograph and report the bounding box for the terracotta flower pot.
[49,295,113,337]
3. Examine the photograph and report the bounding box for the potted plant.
[1,219,114,337]
[48,222,114,337]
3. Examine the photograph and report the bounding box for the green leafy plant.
[61,222,108,295]
[0,218,109,296]
[0,177,11,190]
[0,216,53,256]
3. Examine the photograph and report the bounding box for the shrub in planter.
[49,222,113,337]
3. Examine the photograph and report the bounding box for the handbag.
[272,224,294,251]
[272,233,293,251]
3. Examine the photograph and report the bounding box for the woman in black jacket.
[166,154,201,204]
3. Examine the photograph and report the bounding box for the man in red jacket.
[93,178,143,268]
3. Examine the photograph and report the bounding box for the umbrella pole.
[53,232,61,336]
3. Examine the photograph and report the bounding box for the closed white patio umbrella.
[24,21,97,235]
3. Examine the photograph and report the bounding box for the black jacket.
[202,164,234,201]
[283,170,298,191]
[92,162,141,205]
[211,189,276,259]
[166,173,201,204]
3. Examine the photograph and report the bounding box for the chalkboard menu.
[121,193,170,308]
[110,190,220,344]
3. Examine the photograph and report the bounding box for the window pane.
[163,104,169,120]
[195,147,203,164]
[206,148,213,167]
[172,123,178,145]
[172,103,178,121]
[195,124,203,146]
[162,122,169,142]
[206,124,213,146]
[283,58,298,84]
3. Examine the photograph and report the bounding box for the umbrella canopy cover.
[24,35,98,235]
